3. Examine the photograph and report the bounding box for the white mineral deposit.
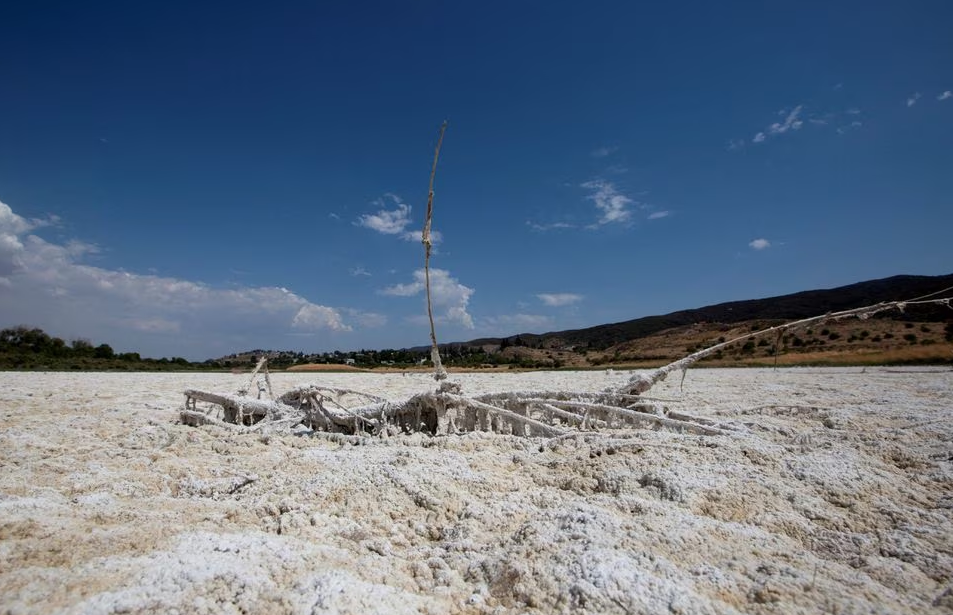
[1,367,951,614]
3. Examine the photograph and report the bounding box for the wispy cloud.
[527,221,575,232]
[906,92,922,107]
[349,267,371,277]
[743,103,864,146]
[836,120,863,135]
[647,211,670,220]
[537,293,583,307]
[749,104,805,144]
[356,194,412,235]
[939,91,952,101]
[0,200,364,359]
[381,268,475,328]
[727,139,746,151]
[483,313,553,331]
[590,145,618,158]
[770,106,805,135]
[749,238,771,250]
[580,179,632,226]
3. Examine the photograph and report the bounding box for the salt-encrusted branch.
[239,355,273,399]
[184,389,295,424]
[518,398,727,436]
[443,394,568,438]
[423,121,449,381]
[618,298,953,396]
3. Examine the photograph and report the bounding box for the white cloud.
[836,120,863,135]
[580,179,632,225]
[349,267,371,277]
[727,139,746,151]
[292,305,351,332]
[537,293,583,307]
[527,221,575,232]
[356,194,412,235]
[357,194,444,245]
[0,200,359,359]
[751,105,810,144]
[381,268,475,328]
[907,92,921,107]
[749,238,771,250]
[768,105,804,135]
[401,229,442,244]
[121,318,181,333]
[647,211,670,220]
[590,146,618,158]
[483,313,553,330]
[939,91,952,101]
[343,309,387,328]
[846,107,861,115]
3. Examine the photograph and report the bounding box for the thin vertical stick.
[423,121,448,381]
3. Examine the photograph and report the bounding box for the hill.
[455,273,953,353]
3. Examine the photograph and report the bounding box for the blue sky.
[1,1,951,360]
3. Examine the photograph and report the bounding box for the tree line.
[0,326,562,371]
[0,326,195,370]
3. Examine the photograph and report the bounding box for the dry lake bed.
[1,367,951,614]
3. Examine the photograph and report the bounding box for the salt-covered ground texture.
[1,368,952,614]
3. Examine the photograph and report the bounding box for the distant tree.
[93,343,115,359]
[71,339,94,357]
[49,337,69,357]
